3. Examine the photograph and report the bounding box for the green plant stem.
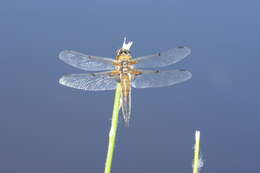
[193,130,201,173]
[104,84,121,173]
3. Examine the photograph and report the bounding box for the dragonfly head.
[116,37,133,59]
[116,48,131,56]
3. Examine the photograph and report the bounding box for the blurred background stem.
[193,130,201,173]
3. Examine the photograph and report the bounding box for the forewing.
[132,69,192,88]
[59,50,115,71]
[134,47,191,68]
[59,72,119,91]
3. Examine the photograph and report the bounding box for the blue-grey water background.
[0,0,259,173]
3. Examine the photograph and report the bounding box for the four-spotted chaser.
[58,38,192,124]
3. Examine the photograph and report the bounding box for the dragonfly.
[58,38,192,125]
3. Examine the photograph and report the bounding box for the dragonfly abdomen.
[120,74,132,125]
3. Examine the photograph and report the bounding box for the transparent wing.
[59,72,119,91]
[131,69,192,88]
[59,50,115,71]
[134,47,191,68]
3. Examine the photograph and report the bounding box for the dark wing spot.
[179,69,187,71]
[89,55,93,59]
[177,46,185,48]
[134,72,142,77]
[90,73,96,76]
[158,53,161,56]
[155,70,160,73]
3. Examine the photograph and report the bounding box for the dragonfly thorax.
[121,67,129,73]
[121,60,129,67]
[119,60,133,74]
